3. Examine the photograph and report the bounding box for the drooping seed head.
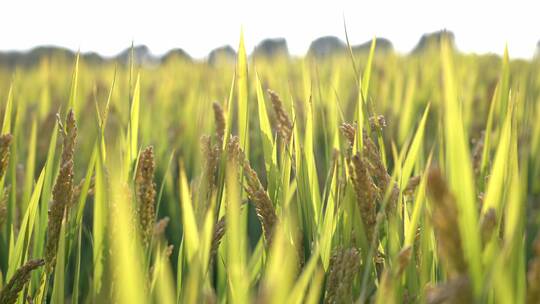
[0,134,12,227]
[325,247,361,304]
[136,146,157,249]
[243,159,277,244]
[369,115,387,132]
[45,109,77,273]
[225,134,276,244]
[210,216,227,257]
[165,244,174,258]
[267,89,293,143]
[471,131,485,174]
[154,216,170,237]
[70,176,96,207]
[397,246,413,276]
[212,102,226,149]
[340,122,356,148]
[348,154,379,243]
[363,133,399,213]
[0,188,8,226]
[480,208,497,248]
[200,135,219,194]
[0,133,13,181]
[404,176,421,196]
[59,110,77,165]
[425,275,472,304]
[0,259,45,304]
[226,136,244,166]
[427,168,468,276]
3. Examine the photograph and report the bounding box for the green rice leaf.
[440,37,482,296]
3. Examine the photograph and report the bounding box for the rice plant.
[0,32,539,304]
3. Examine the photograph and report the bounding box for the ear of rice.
[348,153,379,243]
[267,89,293,143]
[136,146,157,249]
[44,110,77,273]
[426,168,473,303]
[0,259,45,304]
[212,102,226,149]
[0,133,12,226]
[324,247,361,304]
[200,135,219,197]
[226,135,276,244]
[0,134,12,180]
[210,216,226,258]
[427,167,468,276]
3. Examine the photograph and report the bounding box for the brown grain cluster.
[243,161,277,243]
[341,124,399,210]
[0,134,12,180]
[425,168,472,303]
[479,208,497,248]
[324,247,361,304]
[226,135,277,244]
[378,246,413,302]
[426,168,467,275]
[267,90,293,143]
[154,216,170,237]
[369,115,387,132]
[201,135,220,193]
[348,154,379,243]
[0,259,45,304]
[226,136,243,165]
[210,217,227,257]
[0,133,12,226]
[136,146,157,249]
[471,131,485,174]
[339,122,356,147]
[44,110,77,273]
[341,123,399,243]
[212,101,226,149]
[404,176,421,196]
[70,176,95,207]
[363,134,399,212]
[425,275,472,304]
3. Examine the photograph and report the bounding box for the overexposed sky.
[1,0,539,59]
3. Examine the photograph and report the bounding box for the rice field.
[0,33,539,303]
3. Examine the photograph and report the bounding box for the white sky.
[1,0,539,59]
